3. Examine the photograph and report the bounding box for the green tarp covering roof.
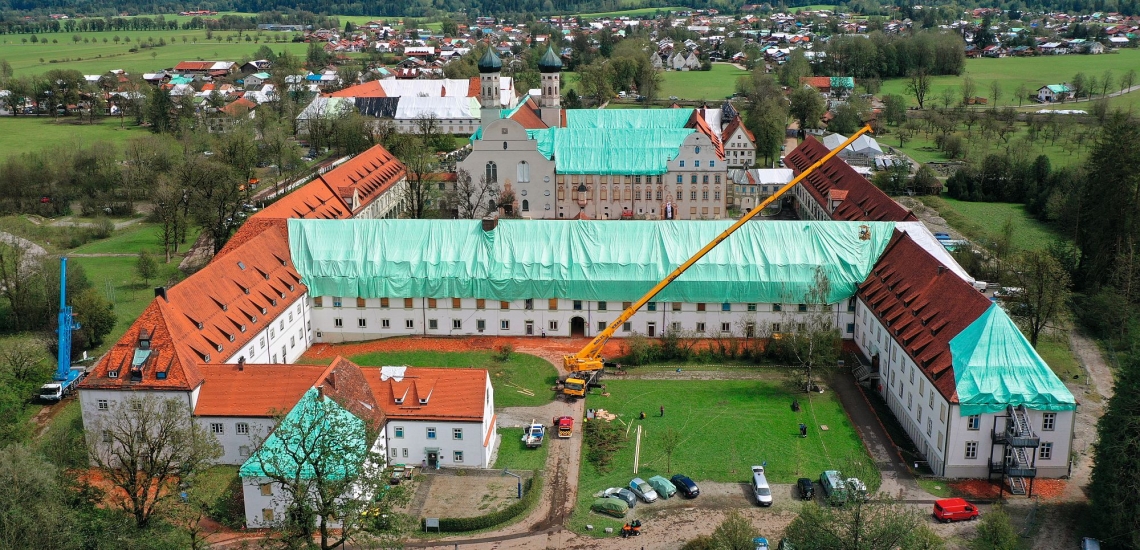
[527,127,695,174]
[287,219,898,304]
[240,388,367,479]
[830,76,854,89]
[564,108,694,129]
[951,303,1077,415]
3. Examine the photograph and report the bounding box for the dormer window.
[419,398,429,405]
[204,354,211,362]
[238,261,246,270]
[216,344,224,352]
[228,334,235,342]
[260,307,267,315]
[108,370,119,378]
[239,325,247,333]
[394,397,404,404]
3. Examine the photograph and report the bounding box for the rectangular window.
[965,441,978,459]
[429,319,438,330]
[314,297,323,307]
[452,298,462,309]
[773,303,782,312]
[333,297,342,308]
[677,175,683,184]
[702,191,709,200]
[428,298,437,309]
[240,445,250,457]
[97,399,108,410]
[927,418,932,436]
[382,319,391,329]
[694,160,700,167]
[381,297,389,308]
[623,301,632,310]
[500,301,510,310]
[697,303,706,312]
[929,392,934,409]
[847,297,856,312]
[477,319,486,331]
[673,302,682,312]
[696,322,706,332]
[573,300,583,311]
[647,302,657,312]
[394,427,404,438]
[679,160,685,167]
[846,323,855,334]
[358,318,367,328]
[671,321,682,331]
[402,448,408,458]
[262,509,274,522]
[405,319,414,329]
[453,451,464,462]
[622,322,632,332]
[598,301,607,311]
[967,415,981,430]
[798,303,807,312]
[907,393,913,410]
[453,319,462,329]
[427,428,437,440]
[334,318,343,328]
[102,430,112,443]
[236,422,249,435]
[453,428,463,440]
[745,303,757,312]
[721,322,731,333]
[210,423,224,435]
[549,320,559,331]
[501,320,510,330]
[524,298,534,310]
[710,160,716,167]
[548,298,558,310]
[1042,412,1056,431]
[404,298,414,309]
[940,403,947,422]
[357,297,366,308]
[598,321,607,332]
[476,299,486,310]
[917,406,923,424]
[1039,442,1053,460]
[721,303,731,312]
[260,484,273,496]
[772,322,781,333]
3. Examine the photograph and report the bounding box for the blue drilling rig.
[39,257,85,402]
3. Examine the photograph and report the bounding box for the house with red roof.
[784,136,918,222]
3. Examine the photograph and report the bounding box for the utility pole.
[633,425,642,474]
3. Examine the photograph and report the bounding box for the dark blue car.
[671,474,700,498]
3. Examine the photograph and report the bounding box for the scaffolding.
[988,404,1040,497]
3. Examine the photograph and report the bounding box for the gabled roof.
[363,366,488,422]
[313,356,386,429]
[857,231,993,403]
[722,114,755,144]
[325,80,387,98]
[252,178,352,221]
[785,137,917,222]
[81,299,205,391]
[800,76,832,89]
[686,109,725,159]
[194,363,331,417]
[239,387,367,479]
[220,97,257,116]
[314,144,407,215]
[504,96,548,129]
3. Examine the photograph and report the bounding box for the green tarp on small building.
[830,77,854,89]
[287,219,898,304]
[951,303,1077,415]
[239,388,367,479]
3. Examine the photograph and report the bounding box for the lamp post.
[502,468,522,499]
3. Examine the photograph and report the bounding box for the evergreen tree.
[1090,358,1140,550]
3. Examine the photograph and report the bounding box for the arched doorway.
[570,316,585,337]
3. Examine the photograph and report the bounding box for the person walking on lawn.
[660,405,665,417]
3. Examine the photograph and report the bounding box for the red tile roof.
[314,144,407,216]
[722,114,755,143]
[315,357,386,430]
[785,136,918,222]
[325,80,387,98]
[364,367,488,422]
[467,77,480,97]
[857,231,993,402]
[215,218,288,259]
[507,96,548,129]
[800,76,832,89]
[194,364,331,417]
[81,299,205,391]
[686,110,725,159]
[220,97,257,116]
[175,61,214,72]
[252,178,352,221]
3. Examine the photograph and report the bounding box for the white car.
[629,477,659,503]
[846,477,868,502]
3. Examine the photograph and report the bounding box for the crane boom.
[562,125,874,373]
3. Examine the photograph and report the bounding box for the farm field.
[879,49,1140,109]
[570,377,875,534]
[659,63,749,101]
[889,123,1091,169]
[0,27,311,76]
[918,195,1065,252]
[0,117,145,157]
[310,349,559,408]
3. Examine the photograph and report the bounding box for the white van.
[751,465,773,506]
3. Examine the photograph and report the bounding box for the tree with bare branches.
[446,168,500,219]
[774,267,841,392]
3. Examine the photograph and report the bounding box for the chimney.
[937,266,945,276]
[155,287,168,301]
[237,356,245,371]
[482,216,498,232]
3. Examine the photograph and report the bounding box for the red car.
[933,498,979,523]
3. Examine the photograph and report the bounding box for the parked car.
[629,477,659,503]
[846,477,868,502]
[1081,537,1102,550]
[671,474,700,498]
[604,487,638,509]
[752,465,773,506]
[591,497,629,518]
[797,478,815,500]
[648,475,677,499]
[932,498,980,523]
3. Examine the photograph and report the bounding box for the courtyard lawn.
[918,195,1066,252]
[339,350,559,408]
[72,221,195,255]
[879,49,1140,109]
[571,378,876,534]
[659,64,749,101]
[493,428,550,471]
[0,117,147,158]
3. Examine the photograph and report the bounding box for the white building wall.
[79,387,200,463]
[311,297,858,343]
[855,298,1073,478]
[383,419,494,468]
[356,178,409,220]
[456,118,557,219]
[724,127,757,168]
[227,294,312,365]
[194,416,277,465]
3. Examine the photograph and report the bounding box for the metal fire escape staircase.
[989,405,1039,497]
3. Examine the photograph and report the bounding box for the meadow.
[659,63,750,100]
[879,49,1140,109]
[577,6,689,19]
[917,195,1064,252]
[0,117,146,157]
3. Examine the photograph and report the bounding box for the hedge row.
[422,474,542,533]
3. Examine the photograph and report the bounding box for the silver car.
[629,477,659,503]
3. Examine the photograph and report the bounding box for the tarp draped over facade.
[288,219,898,304]
[951,303,1077,415]
[523,127,695,174]
[563,108,694,129]
[239,388,366,479]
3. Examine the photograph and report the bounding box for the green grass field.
[880,50,1140,109]
[918,195,1064,252]
[659,63,749,101]
[71,252,187,352]
[332,349,559,408]
[891,124,1090,169]
[0,28,310,76]
[0,117,147,158]
[790,4,841,12]
[571,378,875,534]
[493,428,550,471]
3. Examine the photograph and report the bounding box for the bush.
[492,344,513,362]
[423,475,541,532]
[210,475,246,529]
[91,217,114,239]
[584,417,626,472]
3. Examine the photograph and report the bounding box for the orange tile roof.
[194,364,331,417]
[314,144,407,216]
[467,77,480,97]
[175,61,214,72]
[800,76,832,89]
[251,178,352,221]
[722,114,755,143]
[325,80,387,98]
[507,97,548,129]
[687,110,725,159]
[315,357,386,429]
[220,97,257,116]
[785,137,918,222]
[82,298,205,391]
[364,367,488,422]
[215,218,288,259]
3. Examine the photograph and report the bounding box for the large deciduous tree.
[1005,249,1071,347]
[906,69,931,110]
[771,266,841,392]
[789,87,825,136]
[446,168,499,219]
[784,496,941,550]
[1090,356,1140,550]
[0,444,81,550]
[87,396,222,529]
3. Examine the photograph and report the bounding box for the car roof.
[632,477,646,483]
[935,498,969,506]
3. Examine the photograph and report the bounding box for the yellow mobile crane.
[559,125,874,399]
